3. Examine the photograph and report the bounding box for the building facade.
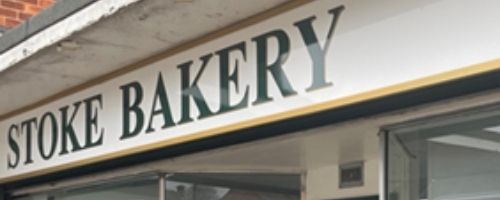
[1,0,500,200]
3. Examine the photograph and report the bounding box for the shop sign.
[2,0,498,182]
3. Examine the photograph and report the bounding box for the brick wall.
[0,0,54,29]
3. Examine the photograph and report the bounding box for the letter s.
[8,124,20,169]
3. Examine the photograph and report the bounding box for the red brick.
[0,0,52,29]
[18,12,32,20]
[24,4,41,14]
[0,15,5,27]
[5,17,20,27]
[39,0,52,8]
[19,0,39,5]
[0,7,16,18]
[1,0,25,10]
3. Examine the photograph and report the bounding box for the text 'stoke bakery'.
[2,1,500,200]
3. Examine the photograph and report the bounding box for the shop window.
[387,107,500,200]
[12,175,158,200]
[165,173,301,200]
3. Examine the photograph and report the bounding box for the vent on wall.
[339,161,364,188]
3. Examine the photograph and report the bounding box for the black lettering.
[177,54,215,124]
[215,42,249,113]
[21,118,37,165]
[7,124,20,169]
[294,5,345,91]
[83,94,104,148]
[120,82,145,140]
[59,102,84,155]
[252,30,296,105]
[146,73,176,133]
[37,112,58,160]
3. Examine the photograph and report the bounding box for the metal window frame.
[379,101,500,200]
[379,131,388,200]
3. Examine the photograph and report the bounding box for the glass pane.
[165,173,300,200]
[13,194,52,200]
[388,110,500,200]
[387,134,416,200]
[13,176,158,200]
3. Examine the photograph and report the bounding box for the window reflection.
[388,110,500,200]
[166,173,300,200]
[12,176,158,200]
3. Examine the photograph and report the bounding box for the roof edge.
[0,0,95,54]
[0,0,142,73]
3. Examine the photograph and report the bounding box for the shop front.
[2,0,500,200]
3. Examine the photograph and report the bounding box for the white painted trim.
[0,0,141,73]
